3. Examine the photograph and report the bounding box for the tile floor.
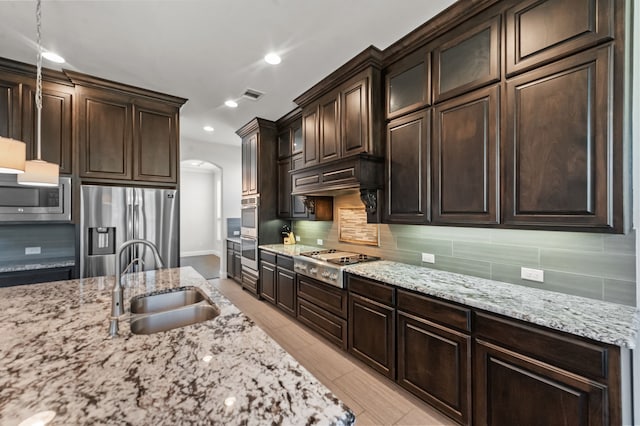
[213,277,457,426]
[180,255,220,279]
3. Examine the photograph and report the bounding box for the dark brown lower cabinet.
[241,266,259,298]
[296,274,348,349]
[348,292,395,379]
[233,253,242,282]
[276,265,296,316]
[259,261,276,304]
[226,240,242,284]
[397,311,471,425]
[474,339,607,426]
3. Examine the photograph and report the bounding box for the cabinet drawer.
[276,254,294,270]
[474,312,609,381]
[260,250,276,264]
[241,266,259,296]
[347,275,394,305]
[297,275,347,319]
[297,298,347,350]
[397,289,471,332]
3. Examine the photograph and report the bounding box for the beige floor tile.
[394,407,457,426]
[353,411,386,425]
[293,342,355,381]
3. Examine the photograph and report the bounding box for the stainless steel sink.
[130,304,220,335]
[130,286,208,314]
[128,286,220,335]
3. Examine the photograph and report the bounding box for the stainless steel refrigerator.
[80,185,179,278]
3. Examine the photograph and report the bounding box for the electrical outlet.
[25,246,41,255]
[296,235,300,242]
[233,230,240,236]
[421,252,435,264]
[521,267,544,283]
[316,239,323,246]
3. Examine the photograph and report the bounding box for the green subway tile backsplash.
[291,192,636,306]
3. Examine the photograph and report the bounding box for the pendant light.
[17,0,59,187]
[0,137,26,174]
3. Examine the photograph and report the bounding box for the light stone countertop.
[259,243,322,256]
[344,260,640,349]
[0,258,75,273]
[0,267,354,425]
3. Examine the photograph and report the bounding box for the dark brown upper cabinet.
[277,158,292,218]
[278,114,302,159]
[0,77,21,140]
[341,74,370,157]
[385,47,430,120]
[319,92,340,163]
[278,128,290,159]
[505,0,614,77]
[132,101,178,183]
[504,45,615,230]
[302,105,319,168]
[433,14,501,103]
[77,87,133,181]
[385,109,430,224]
[241,133,258,195]
[22,82,73,175]
[433,85,499,225]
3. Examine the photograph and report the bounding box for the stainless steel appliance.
[240,195,258,238]
[80,185,179,278]
[294,249,380,288]
[0,175,71,222]
[240,236,258,270]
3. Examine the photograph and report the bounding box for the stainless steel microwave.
[0,175,72,222]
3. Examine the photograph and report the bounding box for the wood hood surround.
[291,47,385,221]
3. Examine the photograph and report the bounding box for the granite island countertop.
[344,260,640,349]
[0,267,354,425]
[259,243,322,256]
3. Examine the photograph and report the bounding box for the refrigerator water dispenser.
[88,227,116,256]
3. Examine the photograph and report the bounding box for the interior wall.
[293,192,636,306]
[179,167,219,257]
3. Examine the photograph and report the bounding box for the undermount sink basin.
[130,304,220,335]
[130,286,208,314]
[128,286,220,335]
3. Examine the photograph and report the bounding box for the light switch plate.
[421,252,435,263]
[521,267,544,283]
[25,246,41,255]
[317,239,323,246]
[296,235,300,242]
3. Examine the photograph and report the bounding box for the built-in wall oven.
[240,195,259,269]
[241,195,258,238]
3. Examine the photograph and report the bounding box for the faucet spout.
[110,239,165,337]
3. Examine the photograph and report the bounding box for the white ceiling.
[0,0,456,147]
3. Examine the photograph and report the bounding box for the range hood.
[290,154,384,222]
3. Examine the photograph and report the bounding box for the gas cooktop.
[294,249,380,287]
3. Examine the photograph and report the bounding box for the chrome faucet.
[109,239,165,337]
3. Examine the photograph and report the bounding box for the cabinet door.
[276,266,296,316]
[259,261,276,304]
[504,45,613,230]
[433,15,500,103]
[0,78,21,139]
[242,133,258,195]
[319,93,340,162]
[348,292,395,379]
[386,47,430,119]
[506,0,614,76]
[78,88,133,180]
[341,76,368,157]
[292,120,303,155]
[277,158,292,218]
[385,109,430,224]
[398,311,471,425]
[22,82,73,174]
[433,85,499,225]
[278,128,291,159]
[474,339,608,426]
[302,106,319,167]
[233,253,242,282]
[133,102,178,183]
[226,248,234,280]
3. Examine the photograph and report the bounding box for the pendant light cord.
[35,0,43,161]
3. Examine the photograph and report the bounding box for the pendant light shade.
[17,159,58,186]
[0,137,26,174]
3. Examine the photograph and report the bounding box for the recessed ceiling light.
[42,51,65,64]
[203,126,214,132]
[264,52,281,65]
[225,100,238,108]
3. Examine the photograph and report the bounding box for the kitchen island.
[0,267,354,425]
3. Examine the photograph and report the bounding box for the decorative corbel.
[302,196,316,214]
[359,189,378,214]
